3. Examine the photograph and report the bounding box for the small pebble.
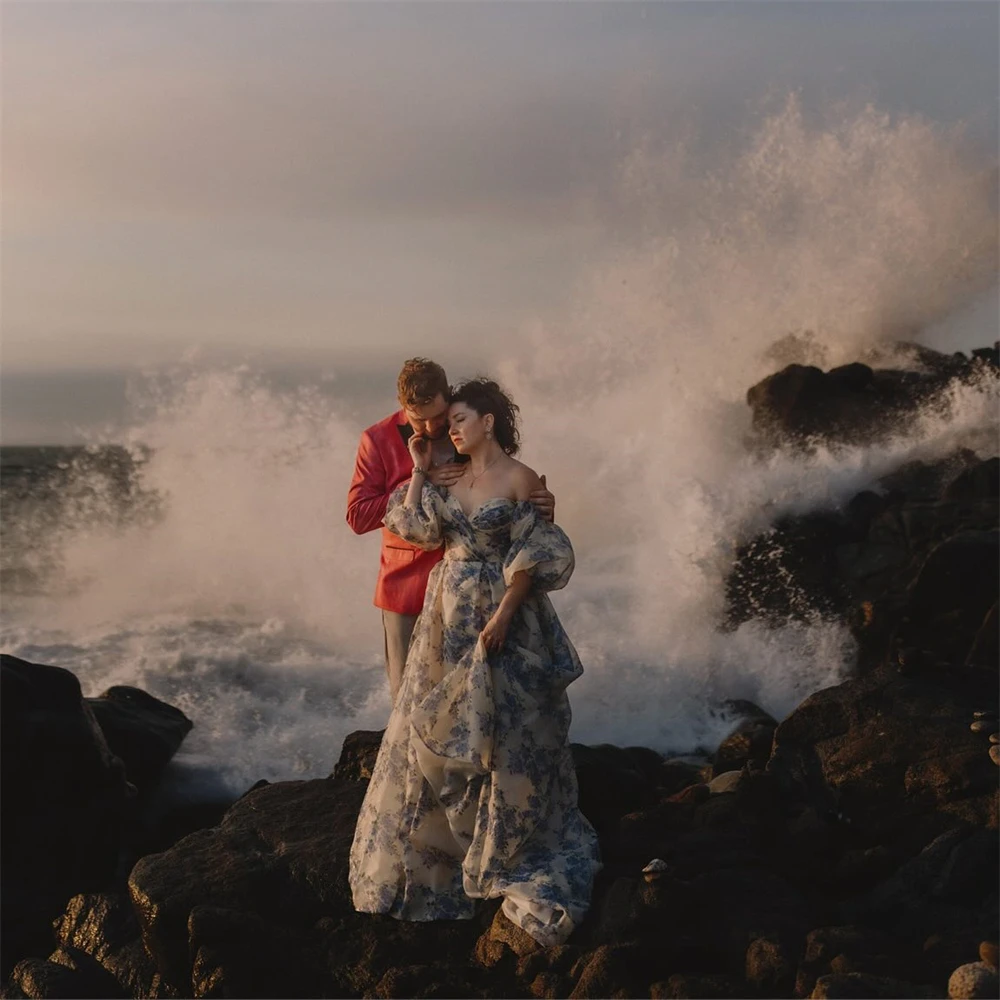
[707,770,743,794]
[948,961,999,999]
[989,733,999,745]
[989,745,1000,767]
[979,942,999,970]
[973,711,999,721]
[970,720,994,734]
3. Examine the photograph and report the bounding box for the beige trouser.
[382,610,419,705]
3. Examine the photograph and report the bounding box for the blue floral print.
[349,483,601,946]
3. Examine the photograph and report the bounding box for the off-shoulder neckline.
[440,490,531,522]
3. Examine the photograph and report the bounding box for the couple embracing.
[345,358,600,947]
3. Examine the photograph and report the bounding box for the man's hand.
[529,474,555,523]
[480,609,512,653]
[427,462,466,488]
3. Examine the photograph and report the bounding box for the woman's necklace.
[465,454,502,488]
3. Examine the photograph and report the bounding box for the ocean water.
[2,97,998,799]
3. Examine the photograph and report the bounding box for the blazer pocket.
[383,545,418,561]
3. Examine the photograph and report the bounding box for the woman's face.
[448,401,490,455]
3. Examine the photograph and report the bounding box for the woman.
[349,379,600,946]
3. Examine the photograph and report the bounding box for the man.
[347,357,554,702]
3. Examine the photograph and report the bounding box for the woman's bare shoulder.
[507,458,544,501]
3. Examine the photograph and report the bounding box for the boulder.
[746,358,950,449]
[571,744,658,841]
[187,905,324,999]
[0,655,131,973]
[965,602,999,669]
[330,729,383,782]
[128,777,366,989]
[768,672,997,845]
[794,926,905,997]
[687,866,813,974]
[745,934,794,994]
[809,972,938,998]
[650,974,747,998]
[712,706,777,777]
[567,943,653,999]
[658,759,709,797]
[52,892,174,999]
[475,907,542,965]
[948,962,999,999]
[86,686,192,791]
[900,529,1000,665]
[944,458,1000,503]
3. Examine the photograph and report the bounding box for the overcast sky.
[2,1,997,443]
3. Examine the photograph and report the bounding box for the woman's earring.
[486,429,493,440]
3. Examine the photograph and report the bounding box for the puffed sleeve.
[382,481,446,550]
[503,501,575,591]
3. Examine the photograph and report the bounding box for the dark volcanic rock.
[808,972,938,998]
[188,904,325,999]
[712,703,778,777]
[650,973,747,998]
[687,866,813,974]
[746,343,996,450]
[745,934,794,994]
[128,777,366,988]
[794,925,908,997]
[948,962,1000,1000]
[568,942,656,999]
[746,360,936,449]
[769,672,997,844]
[731,341,998,647]
[51,892,175,999]
[86,686,192,791]
[965,601,999,669]
[944,457,1000,502]
[900,529,1000,665]
[571,744,660,841]
[726,511,852,625]
[331,728,383,781]
[0,655,131,973]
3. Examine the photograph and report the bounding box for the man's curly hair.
[397,358,449,407]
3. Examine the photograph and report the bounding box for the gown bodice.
[440,495,521,565]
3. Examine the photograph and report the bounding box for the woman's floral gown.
[349,482,601,946]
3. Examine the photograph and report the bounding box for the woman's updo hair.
[449,378,521,456]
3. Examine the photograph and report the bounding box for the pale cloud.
[2,0,997,396]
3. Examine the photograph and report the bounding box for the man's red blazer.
[346,409,444,615]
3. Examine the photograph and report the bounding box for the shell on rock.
[641,858,669,882]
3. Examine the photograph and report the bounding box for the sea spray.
[2,96,997,792]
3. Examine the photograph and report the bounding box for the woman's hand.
[480,610,512,653]
[408,433,432,472]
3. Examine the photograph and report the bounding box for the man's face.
[402,393,450,439]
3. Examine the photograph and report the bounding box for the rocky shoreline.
[2,343,997,999]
